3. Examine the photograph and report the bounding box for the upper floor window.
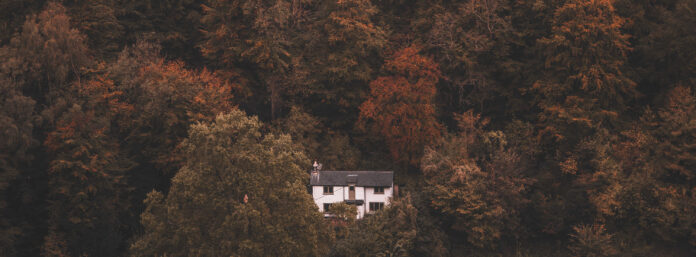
[374,187,385,194]
[323,186,333,195]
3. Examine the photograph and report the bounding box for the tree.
[303,0,387,128]
[130,110,330,257]
[329,195,449,257]
[115,0,205,63]
[421,111,532,248]
[43,80,133,256]
[608,86,696,247]
[1,3,90,255]
[534,0,636,128]
[424,0,516,118]
[199,0,307,120]
[108,42,235,175]
[275,106,361,169]
[66,0,124,58]
[0,77,38,257]
[358,45,442,165]
[0,2,90,105]
[527,0,637,235]
[568,224,618,257]
[0,0,44,45]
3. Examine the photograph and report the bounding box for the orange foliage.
[359,45,442,165]
[120,60,235,172]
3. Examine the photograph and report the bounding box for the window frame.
[373,186,385,194]
[323,186,333,195]
[323,203,332,213]
[369,202,384,212]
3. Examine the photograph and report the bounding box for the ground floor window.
[369,202,384,212]
[323,203,333,212]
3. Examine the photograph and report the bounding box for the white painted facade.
[312,185,392,219]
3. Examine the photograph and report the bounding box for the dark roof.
[310,170,393,187]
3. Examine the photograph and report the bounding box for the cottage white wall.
[313,184,393,219]
[312,186,345,213]
[364,184,392,213]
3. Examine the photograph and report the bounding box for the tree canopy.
[1,0,696,256]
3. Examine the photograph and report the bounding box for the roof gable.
[310,170,393,187]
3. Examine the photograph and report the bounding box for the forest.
[0,0,694,256]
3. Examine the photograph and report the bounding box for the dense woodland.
[0,0,695,256]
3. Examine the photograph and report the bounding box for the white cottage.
[310,169,394,219]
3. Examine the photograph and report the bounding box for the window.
[369,202,384,212]
[323,186,333,195]
[374,187,384,194]
[323,203,332,213]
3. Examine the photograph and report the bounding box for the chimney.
[311,161,319,180]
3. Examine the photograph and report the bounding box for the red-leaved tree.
[358,45,442,165]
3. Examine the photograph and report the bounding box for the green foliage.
[130,110,330,257]
[329,195,448,257]
[275,106,361,169]
[329,202,357,223]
